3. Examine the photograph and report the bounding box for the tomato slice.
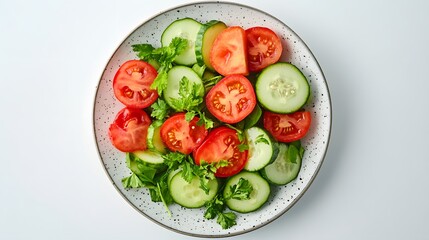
[246,27,283,72]
[206,74,256,124]
[108,107,152,152]
[160,113,208,154]
[210,26,249,76]
[113,60,158,108]
[263,111,312,142]
[193,127,248,177]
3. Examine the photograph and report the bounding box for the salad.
[107,17,311,229]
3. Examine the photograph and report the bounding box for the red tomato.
[160,113,208,154]
[263,111,312,142]
[108,107,151,152]
[246,27,283,72]
[206,74,256,124]
[193,127,248,177]
[113,60,158,108]
[210,26,249,76]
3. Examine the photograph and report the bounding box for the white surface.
[1,0,428,239]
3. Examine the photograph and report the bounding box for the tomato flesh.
[263,111,312,142]
[246,27,283,72]
[193,127,247,177]
[108,107,151,152]
[210,26,249,76]
[206,74,256,124]
[160,113,208,154]
[113,60,158,108]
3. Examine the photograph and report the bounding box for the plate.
[93,1,331,237]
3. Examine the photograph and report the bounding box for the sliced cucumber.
[260,143,302,185]
[169,171,218,208]
[146,120,166,153]
[256,62,310,113]
[126,152,166,174]
[195,20,227,70]
[223,171,270,213]
[244,127,279,171]
[161,18,202,66]
[132,150,164,165]
[163,65,204,110]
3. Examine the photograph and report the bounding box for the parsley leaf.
[150,98,171,121]
[132,37,188,95]
[224,178,253,200]
[121,173,145,188]
[169,76,204,112]
[237,143,249,152]
[204,194,237,229]
[196,160,230,194]
[217,212,237,229]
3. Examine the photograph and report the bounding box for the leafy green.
[192,63,206,78]
[132,37,188,95]
[121,173,145,188]
[224,178,253,200]
[287,144,299,164]
[237,104,262,129]
[237,143,249,152]
[168,76,214,129]
[196,160,230,194]
[150,98,171,121]
[204,194,237,229]
[217,212,237,229]
[122,153,172,215]
[169,76,204,112]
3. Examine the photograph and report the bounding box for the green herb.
[237,104,262,129]
[287,144,299,164]
[150,98,171,121]
[121,173,145,188]
[191,63,206,78]
[237,143,249,152]
[217,212,237,229]
[224,178,253,200]
[168,76,214,129]
[132,37,188,95]
[121,153,173,215]
[204,194,237,229]
[196,160,230,194]
[169,76,204,112]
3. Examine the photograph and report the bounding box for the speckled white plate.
[93,1,331,238]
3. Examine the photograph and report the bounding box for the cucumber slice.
[195,20,227,70]
[256,62,310,113]
[126,152,166,174]
[244,127,279,171]
[132,150,164,165]
[169,172,218,208]
[223,171,270,213]
[146,120,166,153]
[163,65,204,110]
[260,143,302,185]
[161,18,202,66]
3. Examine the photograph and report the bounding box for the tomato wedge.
[108,107,152,152]
[206,74,256,124]
[193,127,248,177]
[113,60,158,108]
[246,27,283,72]
[160,113,208,154]
[210,26,248,76]
[263,111,312,142]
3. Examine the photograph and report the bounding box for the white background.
[1,0,429,239]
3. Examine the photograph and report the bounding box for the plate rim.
[92,1,332,238]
